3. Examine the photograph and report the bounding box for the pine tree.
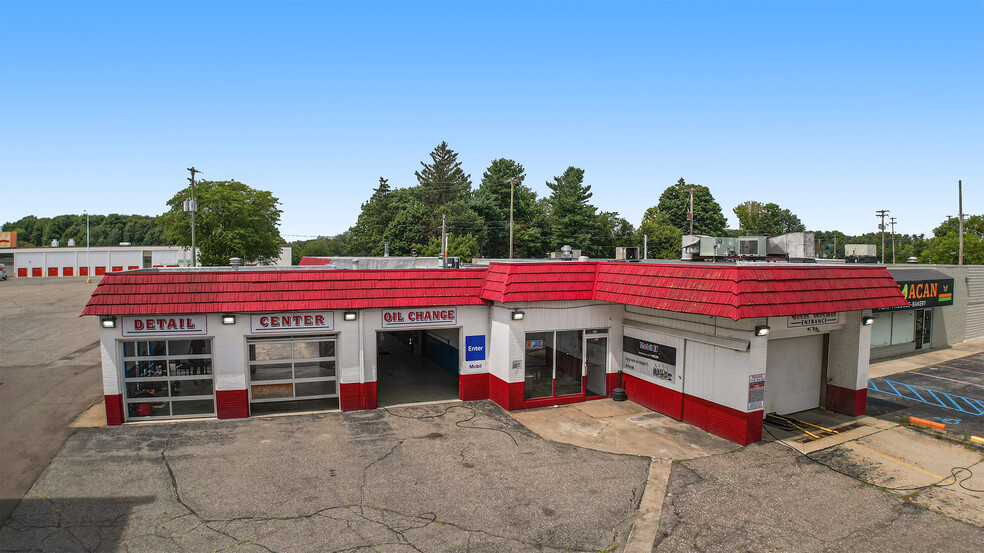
[414,141,472,212]
[471,158,548,257]
[347,177,396,255]
[546,167,601,254]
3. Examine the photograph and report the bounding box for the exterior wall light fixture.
[221,314,237,325]
[511,310,525,321]
[100,316,117,328]
[862,316,875,326]
[344,311,358,321]
[754,325,770,336]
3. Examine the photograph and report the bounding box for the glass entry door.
[914,309,932,350]
[585,336,608,397]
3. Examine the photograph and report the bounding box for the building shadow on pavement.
[0,496,154,553]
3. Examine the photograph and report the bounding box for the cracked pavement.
[0,401,651,552]
[653,441,984,553]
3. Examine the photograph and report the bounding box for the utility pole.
[185,167,202,267]
[441,213,447,263]
[875,209,890,263]
[958,180,964,265]
[889,216,897,264]
[643,234,648,260]
[505,177,518,259]
[686,188,696,236]
[833,235,837,259]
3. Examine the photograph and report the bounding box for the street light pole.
[889,216,897,264]
[85,210,91,283]
[958,180,964,266]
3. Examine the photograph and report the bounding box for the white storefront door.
[765,335,824,415]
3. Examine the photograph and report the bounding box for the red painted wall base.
[216,390,249,419]
[621,373,683,420]
[340,382,377,411]
[682,395,762,446]
[825,385,867,417]
[459,373,490,401]
[105,394,124,426]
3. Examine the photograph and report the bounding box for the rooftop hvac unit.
[615,247,639,260]
[738,237,765,256]
[442,257,460,269]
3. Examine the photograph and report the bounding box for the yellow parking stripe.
[846,442,944,480]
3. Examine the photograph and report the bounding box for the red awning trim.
[81,262,910,320]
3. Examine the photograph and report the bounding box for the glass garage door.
[247,336,338,403]
[121,339,215,420]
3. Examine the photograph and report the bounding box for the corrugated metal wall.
[966,266,984,340]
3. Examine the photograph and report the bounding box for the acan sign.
[250,312,334,334]
[122,315,207,337]
[875,278,955,311]
[381,308,457,328]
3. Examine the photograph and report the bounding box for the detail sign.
[122,315,207,337]
[250,312,334,334]
[622,336,676,382]
[787,313,840,328]
[465,335,486,361]
[382,308,457,328]
[747,373,765,411]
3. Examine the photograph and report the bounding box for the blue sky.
[1,0,981,239]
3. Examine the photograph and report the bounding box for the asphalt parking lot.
[867,352,984,437]
[0,277,104,524]
[0,401,651,552]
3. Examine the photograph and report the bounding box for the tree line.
[4,141,981,265]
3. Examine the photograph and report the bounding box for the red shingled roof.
[81,262,909,319]
[81,268,488,315]
[593,263,908,320]
[481,263,597,303]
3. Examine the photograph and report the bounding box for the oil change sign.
[381,308,457,328]
[622,336,676,383]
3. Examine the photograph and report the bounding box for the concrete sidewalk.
[869,337,984,379]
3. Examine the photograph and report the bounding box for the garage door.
[765,335,824,415]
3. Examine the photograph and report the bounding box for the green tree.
[471,158,525,257]
[657,178,727,235]
[546,167,602,254]
[414,141,472,212]
[593,211,636,258]
[383,199,430,256]
[637,207,682,259]
[347,177,397,256]
[920,215,984,264]
[161,180,284,266]
[734,201,806,236]
[421,233,480,262]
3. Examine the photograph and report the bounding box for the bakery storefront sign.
[251,312,334,334]
[382,308,457,328]
[122,315,207,337]
[787,313,840,328]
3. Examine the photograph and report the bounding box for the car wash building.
[81,262,908,445]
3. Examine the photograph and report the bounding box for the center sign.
[250,312,334,334]
[381,307,457,328]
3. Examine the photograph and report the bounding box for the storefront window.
[524,332,553,399]
[871,311,917,347]
[524,330,586,399]
[247,336,338,403]
[121,339,214,420]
